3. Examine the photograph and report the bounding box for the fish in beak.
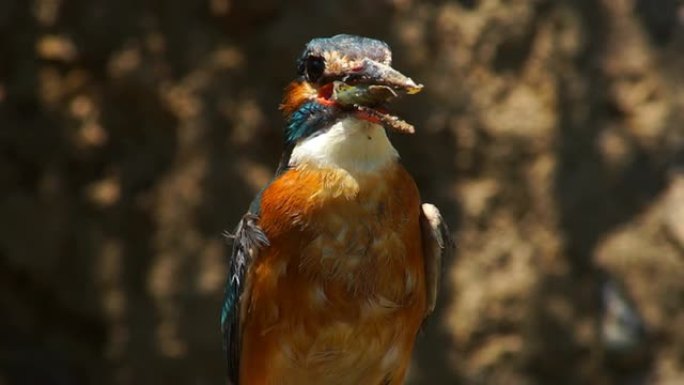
[331,58,422,133]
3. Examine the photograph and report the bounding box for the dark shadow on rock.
[634,0,680,46]
[537,1,666,384]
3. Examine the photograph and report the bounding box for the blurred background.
[1,0,683,384]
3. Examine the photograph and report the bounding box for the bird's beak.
[325,58,422,134]
[331,58,422,107]
[353,58,423,94]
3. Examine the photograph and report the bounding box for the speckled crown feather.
[297,34,393,75]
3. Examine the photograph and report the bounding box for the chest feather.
[258,165,422,296]
[241,165,426,384]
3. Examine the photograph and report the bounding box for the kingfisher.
[221,34,451,385]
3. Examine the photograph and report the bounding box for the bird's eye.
[305,56,325,82]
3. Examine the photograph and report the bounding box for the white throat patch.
[289,117,399,173]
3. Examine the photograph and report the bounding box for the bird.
[221,34,452,385]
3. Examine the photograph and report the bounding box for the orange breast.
[239,164,426,385]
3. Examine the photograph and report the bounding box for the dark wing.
[420,203,453,319]
[221,146,290,384]
[221,213,269,385]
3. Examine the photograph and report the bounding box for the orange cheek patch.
[280,81,318,116]
[281,80,340,115]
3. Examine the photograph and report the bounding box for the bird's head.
[280,34,422,149]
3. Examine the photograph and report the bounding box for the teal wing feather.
[221,211,268,385]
